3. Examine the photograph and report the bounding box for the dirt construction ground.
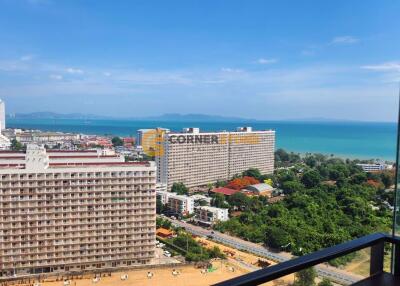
[14,262,292,286]
[4,239,295,286]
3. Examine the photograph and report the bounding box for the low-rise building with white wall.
[195,206,229,225]
[156,191,194,215]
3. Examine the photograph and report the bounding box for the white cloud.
[66,67,84,74]
[1,55,397,121]
[331,36,359,45]
[49,74,63,80]
[256,58,278,64]
[361,62,400,72]
[221,67,242,73]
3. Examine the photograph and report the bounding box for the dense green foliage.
[156,197,165,214]
[171,182,189,195]
[211,193,229,208]
[111,136,124,147]
[156,217,172,229]
[11,139,23,151]
[318,278,333,286]
[293,268,317,286]
[215,152,393,266]
[169,233,226,262]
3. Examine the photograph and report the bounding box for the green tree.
[11,139,23,151]
[351,172,367,184]
[211,193,228,208]
[380,171,394,188]
[156,197,165,214]
[215,180,227,187]
[156,217,172,229]
[227,192,249,211]
[208,246,226,259]
[281,181,304,195]
[242,168,262,180]
[111,136,124,147]
[275,148,290,162]
[171,182,189,195]
[318,278,333,286]
[301,170,321,188]
[265,226,291,249]
[304,155,317,168]
[293,268,317,286]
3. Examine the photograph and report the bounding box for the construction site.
[0,238,294,286]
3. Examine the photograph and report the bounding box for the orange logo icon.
[142,129,165,157]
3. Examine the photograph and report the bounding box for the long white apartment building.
[156,127,275,189]
[0,145,156,277]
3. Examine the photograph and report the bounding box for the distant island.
[8,112,380,123]
[8,112,254,122]
[7,112,111,120]
[140,113,252,122]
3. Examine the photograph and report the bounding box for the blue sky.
[0,0,399,121]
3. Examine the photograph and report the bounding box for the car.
[163,253,171,257]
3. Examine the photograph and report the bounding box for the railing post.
[370,240,384,276]
[393,242,400,276]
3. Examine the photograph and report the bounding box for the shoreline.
[6,119,396,162]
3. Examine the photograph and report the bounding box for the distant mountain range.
[7,112,390,123]
[138,113,252,122]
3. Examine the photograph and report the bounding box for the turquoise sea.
[7,118,397,161]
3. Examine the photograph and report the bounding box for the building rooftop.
[0,146,153,170]
[211,187,240,196]
[244,183,274,193]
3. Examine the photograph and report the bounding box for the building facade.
[356,163,389,172]
[156,190,194,215]
[156,127,275,189]
[195,206,229,225]
[0,145,156,277]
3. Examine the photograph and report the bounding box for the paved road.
[165,218,365,285]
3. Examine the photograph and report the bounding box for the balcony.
[213,232,400,286]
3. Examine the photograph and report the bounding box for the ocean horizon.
[6,118,397,161]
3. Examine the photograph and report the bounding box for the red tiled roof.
[211,187,240,196]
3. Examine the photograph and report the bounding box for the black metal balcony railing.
[213,232,400,286]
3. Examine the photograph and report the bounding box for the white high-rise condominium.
[156,127,275,189]
[0,145,156,277]
[0,100,5,130]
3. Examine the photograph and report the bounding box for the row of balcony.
[0,199,154,207]
[0,172,156,181]
[0,250,154,264]
[0,205,155,213]
[1,242,155,255]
